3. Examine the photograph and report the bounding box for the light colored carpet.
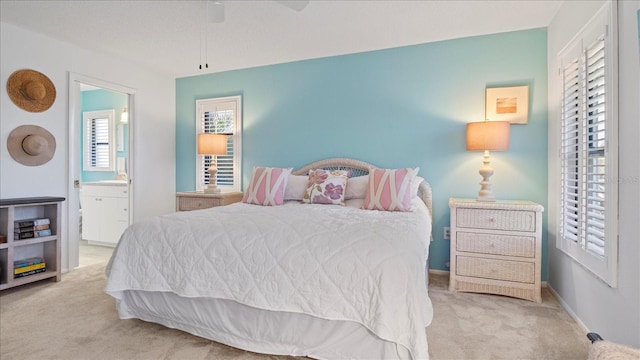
[0,263,590,360]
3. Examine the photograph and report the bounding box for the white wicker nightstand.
[448,198,544,303]
[176,191,243,211]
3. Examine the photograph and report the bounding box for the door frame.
[68,73,136,270]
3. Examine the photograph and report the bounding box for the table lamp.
[466,121,510,202]
[197,133,227,193]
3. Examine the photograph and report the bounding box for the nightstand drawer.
[176,191,243,211]
[177,197,220,211]
[456,256,535,284]
[457,232,535,258]
[456,208,536,232]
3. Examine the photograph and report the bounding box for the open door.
[68,73,136,270]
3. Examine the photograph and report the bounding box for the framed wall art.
[485,85,529,124]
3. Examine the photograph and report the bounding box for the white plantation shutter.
[83,109,116,172]
[584,36,607,257]
[557,2,617,286]
[196,96,242,192]
[89,118,110,168]
[561,54,581,244]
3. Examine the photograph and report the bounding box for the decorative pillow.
[242,167,292,206]
[284,174,308,201]
[363,167,419,212]
[345,175,369,200]
[302,169,349,205]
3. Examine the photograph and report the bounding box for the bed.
[105,158,434,360]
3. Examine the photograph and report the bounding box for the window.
[557,2,618,286]
[196,96,242,192]
[83,109,116,172]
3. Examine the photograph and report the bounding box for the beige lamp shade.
[197,133,227,155]
[466,121,510,151]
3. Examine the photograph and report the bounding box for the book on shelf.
[13,257,45,268]
[14,231,34,240]
[14,262,46,275]
[14,267,46,279]
[14,224,50,233]
[14,217,50,228]
[35,229,52,237]
[13,228,52,240]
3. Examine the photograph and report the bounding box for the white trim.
[68,72,136,272]
[555,1,618,287]
[195,95,242,192]
[547,284,590,335]
[427,269,450,276]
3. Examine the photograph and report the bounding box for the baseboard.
[428,269,450,276]
[547,284,590,334]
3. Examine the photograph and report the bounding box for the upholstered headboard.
[292,158,433,220]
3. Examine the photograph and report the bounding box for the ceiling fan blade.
[206,1,225,23]
[274,0,310,12]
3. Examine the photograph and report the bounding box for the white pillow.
[345,175,369,200]
[283,174,308,201]
[412,175,425,200]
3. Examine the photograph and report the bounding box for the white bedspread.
[105,199,433,359]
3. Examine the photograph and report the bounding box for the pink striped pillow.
[363,167,419,212]
[242,167,292,206]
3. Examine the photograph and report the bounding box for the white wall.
[547,0,640,347]
[0,21,176,271]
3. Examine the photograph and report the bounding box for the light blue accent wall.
[176,29,548,277]
[81,89,128,182]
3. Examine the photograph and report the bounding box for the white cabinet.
[81,182,129,247]
[448,198,544,303]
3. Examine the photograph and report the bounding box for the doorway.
[68,73,135,270]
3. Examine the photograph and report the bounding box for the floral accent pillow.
[302,169,349,205]
[242,167,292,206]
[363,167,419,212]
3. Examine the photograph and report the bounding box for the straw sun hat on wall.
[7,125,57,166]
[6,69,56,112]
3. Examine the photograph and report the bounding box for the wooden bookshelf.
[0,197,64,290]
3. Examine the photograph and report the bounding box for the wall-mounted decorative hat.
[7,125,57,166]
[6,69,56,112]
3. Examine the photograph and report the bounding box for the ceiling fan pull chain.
[205,25,209,69]
[199,24,203,70]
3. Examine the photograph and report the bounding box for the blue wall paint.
[176,29,548,277]
[81,89,128,182]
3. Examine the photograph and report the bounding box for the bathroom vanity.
[81,181,129,247]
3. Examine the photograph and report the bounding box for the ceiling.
[0,0,563,79]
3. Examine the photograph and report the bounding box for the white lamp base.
[204,166,221,194]
[476,150,496,202]
[204,186,221,194]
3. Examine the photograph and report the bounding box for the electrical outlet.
[444,227,450,240]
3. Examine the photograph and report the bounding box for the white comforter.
[105,199,433,359]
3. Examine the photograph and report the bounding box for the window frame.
[556,1,618,287]
[195,96,242,192]
[83,109,116,172]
